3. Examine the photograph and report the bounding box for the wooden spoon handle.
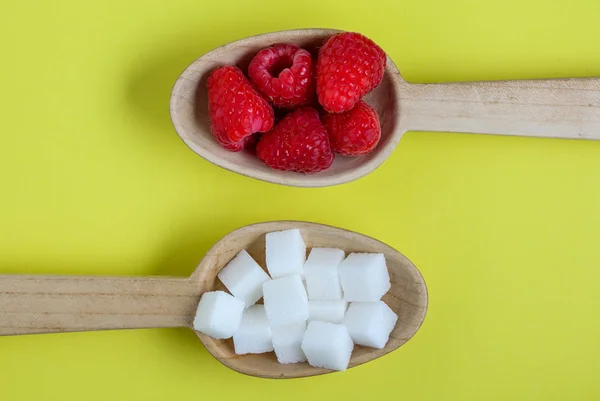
[0,274,200,336]
[401,77,600,140]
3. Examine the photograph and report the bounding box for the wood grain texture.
[169,28,600,187]
[0,221,428,379]
[0,276,199,335]
[400,77,600,140]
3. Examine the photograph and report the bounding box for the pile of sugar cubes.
[192,228,398,371]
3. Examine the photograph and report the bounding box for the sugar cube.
[193,291,245,339]
[301,321,354,371]
[272,322,307,364]
[218,249,271,307]
[338,253,391,302]
[233,305,273,354]
[308,300,347,324]
[265,229,306,278]
[343,301,398,349]
[303,248,345,300]
[263,274,308,327]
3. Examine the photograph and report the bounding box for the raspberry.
[248,44,315,109]
[316,32,386,113]
[207,66,274,151]
[256,107,334,174]
[323,100,381,156]
[214,131,259,152]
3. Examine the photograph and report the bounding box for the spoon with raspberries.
[170,28,600,187]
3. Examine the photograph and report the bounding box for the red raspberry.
[323,100,381,156]
[317,32,386,113]
[256,107,334,174]
[207,66,274,151]
[214,130,259,152]
[248,44,315,109]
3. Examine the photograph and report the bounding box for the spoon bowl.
[169,29,404,188]
[192,220,428,378]
[0,221,428,379]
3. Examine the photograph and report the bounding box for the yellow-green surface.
[1,0,600,400]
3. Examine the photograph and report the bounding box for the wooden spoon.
[170,28,600,188]
[0,221,427,379]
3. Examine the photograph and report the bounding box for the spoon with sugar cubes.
[0,221,427,378]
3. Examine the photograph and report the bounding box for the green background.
[1,0,599,400]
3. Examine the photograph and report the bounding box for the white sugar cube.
[303,248,345,300]
[343,301,398,349]
[272,322,307,364]
[308,300,347,324]
[265,229,306,278]
[338,253,391,302]
[263,274,308,327]
[233,305,273,354]
[301,321,354,371]
[193,291,245,339]
[218,249,271,307]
